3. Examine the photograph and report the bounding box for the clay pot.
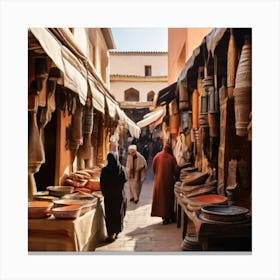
[52,204,81,219]
[28,201,53,219]
[86,179,101,191]
[53,199,96,215]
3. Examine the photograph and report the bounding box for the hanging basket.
[179,82,189,111]
[227,30,238,99]
[170,113,180,134]
[233,36,252,137]
[208,112,220,137]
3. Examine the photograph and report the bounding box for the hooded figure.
[100,152,128,242]
[151,143,179,224]
[125,145,147,203]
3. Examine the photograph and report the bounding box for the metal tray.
[201,205,249,222]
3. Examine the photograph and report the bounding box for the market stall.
[28,195,106,252]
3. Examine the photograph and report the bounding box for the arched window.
[147,90,155,102]
[124,88,139,102]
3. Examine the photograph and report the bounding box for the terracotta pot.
[53,199,96,215]
[86,179,101,191]
[28,201,53,219]
[52,204,81,219]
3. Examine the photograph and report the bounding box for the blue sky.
[111,28,167,52]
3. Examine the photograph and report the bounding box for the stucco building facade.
[109,51,168,147]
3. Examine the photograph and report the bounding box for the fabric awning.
[30,27,141,138]
[30,28,88,105]
[177,28,228,83]
[155,82,177,106]
[105,96,118,118]
[177,44,202,82]
[116,107,141,139]
[88,78,105,114]
[137,107,165,129]
[205,28,228,56]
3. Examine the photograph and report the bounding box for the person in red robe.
[151,143,179,224]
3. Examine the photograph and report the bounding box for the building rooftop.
[109,51,167,55]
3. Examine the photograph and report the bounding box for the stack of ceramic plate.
[53,198,97,215]
[180,172,209,185]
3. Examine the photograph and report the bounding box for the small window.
[124,88,139,102]
[147,91,155,102]
[145,65,152,77]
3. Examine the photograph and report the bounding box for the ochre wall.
[168,28,212,84]
[56,111,73,185]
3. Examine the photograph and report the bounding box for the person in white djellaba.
[125,145,147,204]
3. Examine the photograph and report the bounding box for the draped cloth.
[151,146,179,219]
[100,153,127,236]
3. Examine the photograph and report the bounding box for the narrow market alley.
[95,163,182,253]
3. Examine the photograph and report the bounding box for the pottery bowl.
[52,204,81,219]
[28,201,54,219]
[53,199,95,215]
[47,186,74,197]
[181,172,209,186]
[86,179,100,191]
[189,194,228,206]
[201,205,249,222]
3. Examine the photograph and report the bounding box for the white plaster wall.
[110,53,167,76]
[110,81,167,102]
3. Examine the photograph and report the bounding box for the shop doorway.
[34,110,57,191]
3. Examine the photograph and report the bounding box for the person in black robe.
[100,152,128,242]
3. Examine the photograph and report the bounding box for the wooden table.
[174,191,252,251]
[174,190,188,240]
[192,211,252,251]
[28,197,106,252]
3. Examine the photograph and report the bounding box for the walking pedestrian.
[125,144,147,204]
[100,152,128,242]
[142,142,149,163]
[151,143,179,225]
